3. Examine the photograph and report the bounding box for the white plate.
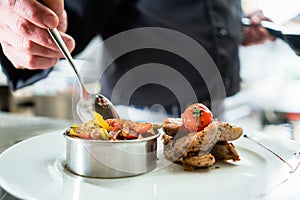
[0,130,300,200]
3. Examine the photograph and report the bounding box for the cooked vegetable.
[106,119,122,132]
[181,103,213,132]
[67,113,157,140]
[94,111,111,131]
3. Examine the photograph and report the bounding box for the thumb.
[41,0,64,17]
[39,0,66,31]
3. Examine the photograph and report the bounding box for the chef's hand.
[242,10,276,46]
[0,0,75,69]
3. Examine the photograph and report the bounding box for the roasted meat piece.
[162,118,183,136]
[182,153,215,171]
[211,141,240,161]
[217,122,243,141]
[162,118,189,138]
[187,123,221,152]
[162,118,243,142]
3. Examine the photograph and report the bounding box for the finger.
[249,10,273,25]
[14,65,26,70]
[3,34,63,58]
[252,26,274,41]
[255,11,273,22]
[0,27,63,58]
[57,9,67,32]
[257,26,276,41]
[242,27,261,46]
[2,42,59,70]
[243,26,272,46]
[3,0,59,29]
[41,0,64,17]
[55,31,76,53]
[38,0,67,31]
[3,12,75,53]
[249,15,261,25]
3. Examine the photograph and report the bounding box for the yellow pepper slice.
[68,127,79,137]
[71,124,79,128]
[94,111,111,131]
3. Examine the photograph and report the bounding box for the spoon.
[47,28,120,121]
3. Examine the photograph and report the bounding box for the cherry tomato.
[106,119,123,132]
[117,129,138,139]
[123,134,138,139]
[181,103,213,132]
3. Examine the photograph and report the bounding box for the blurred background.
[1,0,300,140]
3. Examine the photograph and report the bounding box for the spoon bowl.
[77,92,120,122]
[47,28,120,122]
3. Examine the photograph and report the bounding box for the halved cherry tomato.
[181,103,213,132]
[106,119,123,132]
[118,125,138,139]
[123,133,138,139]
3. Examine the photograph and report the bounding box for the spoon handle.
[47,28,86,89]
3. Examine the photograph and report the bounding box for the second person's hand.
[242,10,276,46]
[0,0,75,70]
